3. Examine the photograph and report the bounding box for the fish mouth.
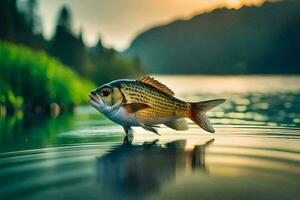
[89,93,101,106]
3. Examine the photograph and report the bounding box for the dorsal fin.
[137,76,175,96]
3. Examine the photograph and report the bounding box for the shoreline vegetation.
[0,0,144,117]
[0,42,94,117]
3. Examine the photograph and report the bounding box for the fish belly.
[106,106,177,127]
[105,106,139,127]
[135,108,178,125]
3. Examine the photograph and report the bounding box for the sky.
[38,0,268,51]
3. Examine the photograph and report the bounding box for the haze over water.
[0,75,300,199]
[38,0,268,50]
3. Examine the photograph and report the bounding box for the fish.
[89,76,225,139]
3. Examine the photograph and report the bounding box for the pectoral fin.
[122,102,151,113]
[164,118,189,130]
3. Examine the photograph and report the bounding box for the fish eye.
[101,87,111,97]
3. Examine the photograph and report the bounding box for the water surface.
[1,76,300,200]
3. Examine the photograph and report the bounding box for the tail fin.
[189,99,226,133]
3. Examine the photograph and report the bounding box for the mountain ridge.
[124,0,300,74]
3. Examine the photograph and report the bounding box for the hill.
[124,0,300,74]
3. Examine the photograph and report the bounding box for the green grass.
[0,42,95,114]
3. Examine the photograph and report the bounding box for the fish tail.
[189,99,226,133]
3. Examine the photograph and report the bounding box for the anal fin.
[164,118,189,131]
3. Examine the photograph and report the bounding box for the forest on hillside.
[0,0,143,115]
[124,0,300,74]
[0,0,144,84]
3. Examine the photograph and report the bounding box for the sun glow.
[39,0,268,51]
[226,0,269,9]
[227,0,243,8]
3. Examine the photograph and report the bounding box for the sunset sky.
[38,0,270,51]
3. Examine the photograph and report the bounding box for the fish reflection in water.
[96,139,213,199]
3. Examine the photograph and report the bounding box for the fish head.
[89,83,123,114]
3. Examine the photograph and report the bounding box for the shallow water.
[0,76,300,200]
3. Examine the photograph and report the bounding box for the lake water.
[1,75,300,200]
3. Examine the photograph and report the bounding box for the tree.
[24,0,42,34]
[0,0,22,41]
[49,5,93,76]
[0,0,45,49]
[88,35,144,84]
[57,6,72,33]
[49,6,77,69]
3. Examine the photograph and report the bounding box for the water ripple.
[0,124,299,199]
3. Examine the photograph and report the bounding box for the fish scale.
[120,81,190,123]
[90,77,225,135]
